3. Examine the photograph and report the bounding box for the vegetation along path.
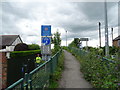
[59,50,92,88]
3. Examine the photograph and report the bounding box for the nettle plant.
[74,50,119,88]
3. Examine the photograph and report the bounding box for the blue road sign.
[42,37,51,45]
[41,25,51,36]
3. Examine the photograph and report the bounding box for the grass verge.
[49,51,64,88]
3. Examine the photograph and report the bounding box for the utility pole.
[104,0,109,57]
[66,30,67,47]
[99,22,101,48]
[111,28,113,46]
[118,1,120,73]
[86,40,88,51]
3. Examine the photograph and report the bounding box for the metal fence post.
[28,73,32,90]
[50,57,53,74]
[21,80,24,90]
[56,52,59,64]
[24,73,29,90]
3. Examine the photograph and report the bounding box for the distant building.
[0,35,23,52]
[113,35,120,47]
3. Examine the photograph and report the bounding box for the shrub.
[10,50,41,57]
[28,44,40,50]
[8,50,41,86]
[49,51,64,88]
[68,47,119,88]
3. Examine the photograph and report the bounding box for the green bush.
[10,50,41,57]
[49,51,64,88]
[8,50,41,86]
[52,31,61,55]
[28,44,40,50]
[62,46,68,50]
[68,47,119,88]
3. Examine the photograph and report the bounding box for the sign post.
[41,25,51,61]
[80,38,89,51]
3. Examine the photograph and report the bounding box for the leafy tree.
[69,38,80,48]
[28,44,40,50]
[100,46,119,57]
[74,38,80,46]
[52,31,61,54]
[69,40,76,48]
[109,46,118,55]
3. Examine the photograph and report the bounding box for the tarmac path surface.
[59,50,92,88]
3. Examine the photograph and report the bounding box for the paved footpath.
[59,50,92,88]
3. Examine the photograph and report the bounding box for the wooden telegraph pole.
[111,28,113,46]
[99,22,101,48]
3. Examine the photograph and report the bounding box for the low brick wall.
[0,52,2,89]
[0,52,7,89]
[113,40,120,47]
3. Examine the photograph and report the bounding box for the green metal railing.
[6,49,62,90]
[68,47,87,58]
[68,47,116,64]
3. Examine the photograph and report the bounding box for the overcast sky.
[1,0,119,47]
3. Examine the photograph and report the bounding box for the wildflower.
[118,83,120,86]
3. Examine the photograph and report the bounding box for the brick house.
[0,35,23,89]
[113,35,120,47]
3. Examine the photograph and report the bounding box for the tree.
[69,41,76,48]
[69,38,80,48]
[52,31,61,54]
[28,44,40,50]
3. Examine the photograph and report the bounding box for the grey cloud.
[44,2,118,42]
[2,10,21,34]
[2,2,32,19]
[60,2,118,41]
[1,2,36,35]
[1,1,118,45]
[62,29,98,41]
[76,2,117,20]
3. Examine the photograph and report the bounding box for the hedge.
[7,50,41,86]
[10,50,41,57]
